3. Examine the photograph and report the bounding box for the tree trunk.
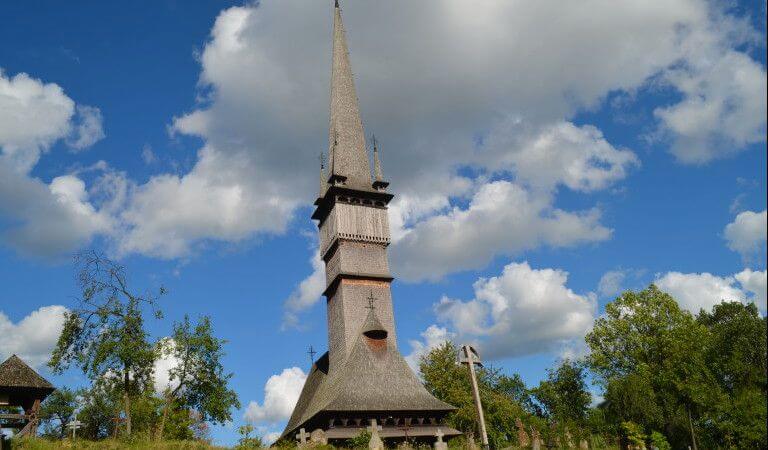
[124,369,132,436]
[687,405,698,450]
[157,394,172,441]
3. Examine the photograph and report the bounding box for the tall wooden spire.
[327,0,372,189]
[284,2,458,443]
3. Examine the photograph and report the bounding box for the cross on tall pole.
[460,345,489,450]
[307,345,317,365]
[365,290,377,312]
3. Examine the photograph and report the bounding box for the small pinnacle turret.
[319,153,327,197]
[371,135,389,190]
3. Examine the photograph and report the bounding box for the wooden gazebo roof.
[0,355,54,393]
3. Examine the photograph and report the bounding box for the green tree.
[49,251,164,436]
[532,360,591,426]
[419,342,527,447]
[39,387,81,438]
[236,424,264,449]
[76,383,121,440]
[586,285,718,448]
[155,315,241,440]
[696,301,767,448]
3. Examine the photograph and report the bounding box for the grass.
[6,437,227,450]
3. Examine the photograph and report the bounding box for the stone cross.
[434,428,448,450]
[368,419,384,450]
[296,427,309,445]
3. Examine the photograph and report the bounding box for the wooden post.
[461,345,489,450]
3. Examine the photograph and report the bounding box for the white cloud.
[479,120,639,193]
[655,270,767,313]
[153,338,182,396]
[109,0,763,263]
[0,70,75,173]
[0,70,109,257]
[66,105,105,151]
[598,270,627,298]
[724,210,767,259]
[0,166,117,257]
[141,144,158,165]
[0,70,103,173]
[404,325,454,372]
[735,269,767,312]
[0,305,68,369]
[282,248,325,329]
[244,367,307,424]
[655,49,766,164]
[114,146,298,258]
[434,261,596,359]
[391,181,611,282]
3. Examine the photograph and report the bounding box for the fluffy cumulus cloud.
[3,0,765,269]
[655,47,766,164]
[432,261,596,359]
[153,338,182,395]
[391,181,611,282]
[244,367,307,424]
[282,249,325,329]
[598,270,627,298]
[404,325,454,372]
[724,210,767,259]
[656,269,767,313]
[0,305,68,368]
[0,70,108,257]
[735,269,767,311]
[115,0,764,267]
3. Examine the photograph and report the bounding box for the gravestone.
[515,417,530,447]
[310,428,327,445]
[434,428,448,450]
[296,427,309,446]
[579,439,589,449]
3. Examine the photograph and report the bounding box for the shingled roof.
[0,355,55,391]
[282,309,455,438]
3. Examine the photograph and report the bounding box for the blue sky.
[1,0,766,445]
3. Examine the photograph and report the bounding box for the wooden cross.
[365,291,377,312]
[296,427,309,444]
[307,345,317,365]
[67,420,83,439]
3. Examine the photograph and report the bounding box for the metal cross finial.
[308,345,317,364]
[319,152,325,170]
[365,290,376,311]
[371,134,377,151]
